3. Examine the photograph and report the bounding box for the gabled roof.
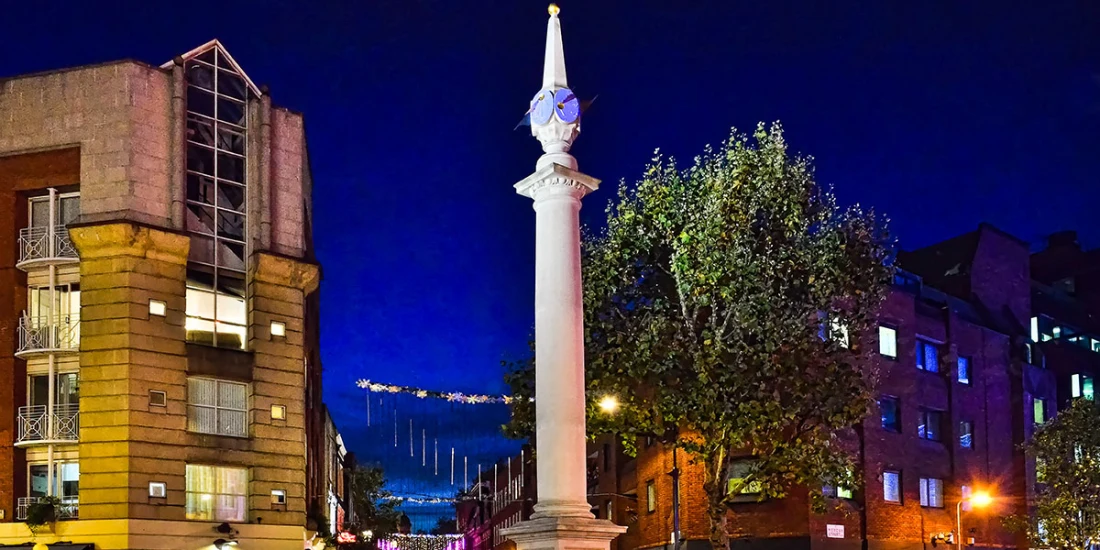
[160,39,262,98]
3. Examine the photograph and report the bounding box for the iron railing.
[15,496,79,521]
[16,404,80,444]
[17,225,78,266]
[16,314,80,354]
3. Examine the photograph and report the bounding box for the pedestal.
[501,516,626,550]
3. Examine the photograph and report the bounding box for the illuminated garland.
[380,535,465,550]
[356,379,526,405]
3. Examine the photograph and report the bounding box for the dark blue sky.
[4,0,1098,528]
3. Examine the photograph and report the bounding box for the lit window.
[271,489,286,505]
[1033,398,1046,425]
[646,480,656,513]
[149,299,167,317]
[919,477,944,508]
[879,326,897,358]
[185,464,247,521]
[824,484,853,499]
[917,410,943,442]
[1031,317,1039,343]
[957,356,971,385]
[728,460,762,501]
[188,378,248,437]
[883,470,901,503]
[959,421,973,449]
[879,397,901,433]
[185,275,247,349]
[1072,374,1094,400]
[916,339,939,372]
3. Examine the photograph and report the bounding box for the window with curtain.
[916,339,939,372]
[878,326,897,358]
[188,378,248,437]
[919,477,944,508]
[185,464,247,521]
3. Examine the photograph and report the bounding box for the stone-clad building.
[464,225,1098,550]
[0,40,333,549]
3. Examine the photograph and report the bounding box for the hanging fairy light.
[356,379,528,404]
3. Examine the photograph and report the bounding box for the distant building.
[0,40,332,549]
[466,225,1099,550]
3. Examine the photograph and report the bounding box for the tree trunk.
[702,448,731,550]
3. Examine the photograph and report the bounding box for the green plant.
[24,496,60,534]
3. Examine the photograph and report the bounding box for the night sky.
[4,0,1098,530]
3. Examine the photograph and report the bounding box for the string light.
[357,379,527,404]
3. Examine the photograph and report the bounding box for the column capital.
[515,162,600,201]
[69,221,190,264]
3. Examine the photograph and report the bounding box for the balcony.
[16,315,80,357]
[15,496,79,521]
[15,404,80,446]
[17,225,78,269]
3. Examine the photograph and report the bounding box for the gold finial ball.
[548,3,560,16]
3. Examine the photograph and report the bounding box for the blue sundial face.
[554,88,580,123]
[530,90,555,125]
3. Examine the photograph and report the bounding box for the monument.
[500,4,627,550]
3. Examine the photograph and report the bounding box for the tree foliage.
[506,123,892,548]
[1009,398,1100,550]
[343,466,402,549]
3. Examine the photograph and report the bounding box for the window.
[645,480,656,513]
[29,373,79,407]
[149,390,167,407]
[916,339,939,372]
[823,484,853,499]
[919,478,944,508]
[883,470,901,503]
[961,485,972,511]
[185,464,247,521]
[1072,374,1094,400]
[29,462,79,501]
[1033,397,1046,425]
[959,420,973,449]
[28,193,81,228]
[879,326,897,358]
[184,47,251,350]
[271,489,286,505]
[879,397,901,432]
[185,275,247,349]
[149,481,167,498]
[728,460,762,501]
[918,410,943,441]
[188,378,248,437]
[957,356,971,385]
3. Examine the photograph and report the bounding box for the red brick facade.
[466,224,1100,550]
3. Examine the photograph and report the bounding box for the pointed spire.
[542,4,568,90]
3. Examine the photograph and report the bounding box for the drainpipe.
[169,58,186,230]
[47,188,57,497]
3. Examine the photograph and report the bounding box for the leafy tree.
[344,466,402,549]
[506,123,892,549]
[1008,398,1100,549]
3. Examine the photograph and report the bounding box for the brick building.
[0,40,335,548]
[466,224,1097,550]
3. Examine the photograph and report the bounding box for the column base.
[501,516,627,550]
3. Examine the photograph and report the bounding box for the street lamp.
[598,395,619,414]
[956,490,993,550]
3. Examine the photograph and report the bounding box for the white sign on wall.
[826,524,845,539]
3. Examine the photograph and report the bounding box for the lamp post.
[956,491,992,550]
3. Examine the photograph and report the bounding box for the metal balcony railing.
[15,496,79,521]
[17,225,78,267]
[16,404,80,444]
[16,314,80,355]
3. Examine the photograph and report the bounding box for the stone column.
[502,5,626,550]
